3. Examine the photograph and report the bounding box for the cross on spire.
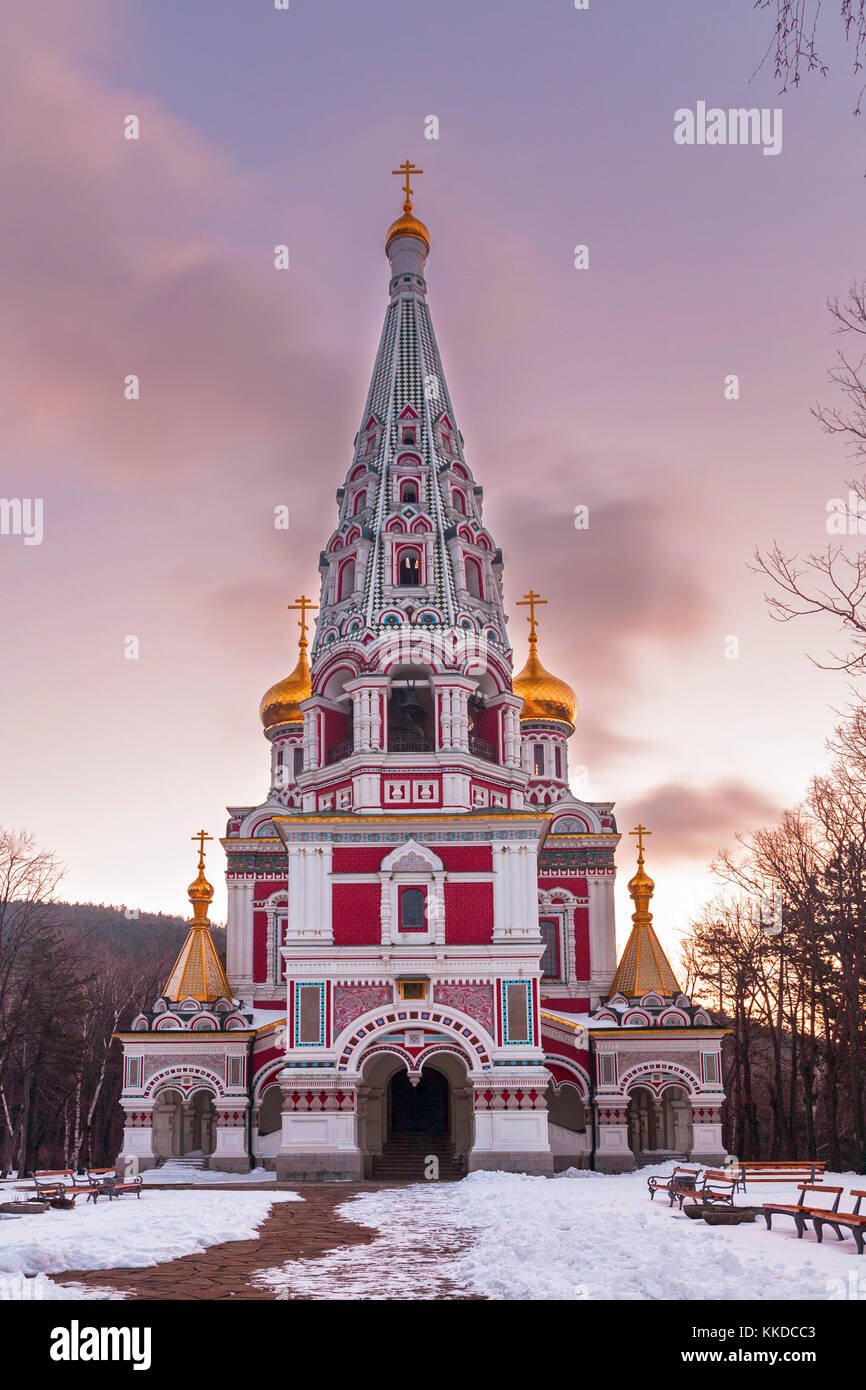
[191,829,213,869]
[516,589,547,641]
[630,824,651,860]
[392,159,423,210]
[288,594,318,649]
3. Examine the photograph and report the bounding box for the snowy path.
[256,1168,866,1301]
[0,1189,301,1298]
[254,1184,480,1300]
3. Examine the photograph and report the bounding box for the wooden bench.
[733,1161,825,1193]
[647,1166,702,1205]
[86,1167,143,1200]
[686,1169,737,1210]
[34,1169,106,1204]
[812,1190,866,1255]
[73,1169,115,1203]
[763,1184,843,1239]
[31,1170,73,1201]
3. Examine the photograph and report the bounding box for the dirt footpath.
[58,1183,406,1301]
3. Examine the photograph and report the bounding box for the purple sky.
[2,0,863,966]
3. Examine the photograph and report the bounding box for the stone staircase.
[370,1133,466,1182]
[155,1155,211,1171]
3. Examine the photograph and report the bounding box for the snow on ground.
[256,1163,866,1301]
[140,1164,277,1184]
[0,1189,301,1294]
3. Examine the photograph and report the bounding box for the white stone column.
[302,704,320,770]
[594,1099,634,1173]
[213,1105,250,1173]
[588,874,618,995]
[117,1103,155,1174]
[226,878,255,996]
[492,843,508,938]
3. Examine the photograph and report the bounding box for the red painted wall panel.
[331,845,493,872]
[437,846,492,872]
[444,880,494,943]
[332,847,384,873]
[332,881,381,944]
[253,878,286,902]
[574,906,591,978]
[542,996,590,1013]
[253,912,268,982]
[536,875,588,896]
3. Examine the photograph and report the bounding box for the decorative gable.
[381,838,444,874]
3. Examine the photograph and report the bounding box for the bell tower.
[298,167,524,815]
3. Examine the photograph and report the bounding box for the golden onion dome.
[259,641,312,731]
[513,635,577,726]
[627,862,655,903]
[188,864,214,907]
[386,199,430,254]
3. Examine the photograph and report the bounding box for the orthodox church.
[116,167,727,1179]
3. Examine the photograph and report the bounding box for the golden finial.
[188,829,214,922]
[287,594,318,652]
[516,589,548,645]
[627,824,655,925]
[191,828,213,868]
[392,158,423,212]
[630,823,651,861]
[512,589,577,725]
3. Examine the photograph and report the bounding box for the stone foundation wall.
[467,1151,554,1176]
[275,1151,364,1182]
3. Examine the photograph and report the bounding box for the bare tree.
[687,708,866,1169]
[755,284,866,672]
[754,2,866,111]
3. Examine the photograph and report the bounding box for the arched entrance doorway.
[152,1088,217,1163]
[627,1084,693,1161]
[390,1066,449,1134]
[357,1053,472,1180]
[255,1083,283,1168]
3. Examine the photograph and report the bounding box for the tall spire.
[609,826,681,998]
[310,167,510,673]
[163,831,232,1003]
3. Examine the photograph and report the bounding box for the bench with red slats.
[647,1165,702,1206]
[811,1190,866,1254]
[734,1160,825,1193]
[763,1184,843,1239]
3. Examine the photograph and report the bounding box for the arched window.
[540,919,561,978]
[452,489,466,514]
[400,887,426,930]
[554,746,563,780]
[465,556,483,599]
[533,745,545,776]
[353,490,367,515]
[338,559,355,601]
[398,548,421,586]
[401,480,418,504]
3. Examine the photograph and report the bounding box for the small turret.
[163,831,232,1004]
[609,825,680,998]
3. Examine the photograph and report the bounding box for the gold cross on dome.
[392,159,423,207]
[516,589,547,640]
[191,829,213,867]
[630,824,651,857]
[288,594,318,646]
